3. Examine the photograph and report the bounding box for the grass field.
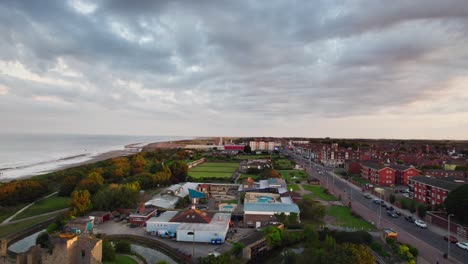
[0,214,55,238]
[235,155,273,160]
[189,162,239,178]
[13,194,71,221]
[278,170,308,182]
[0,203,28,223]
[352,176,370,185]
[274,159,294,169]
[327,205,375,230]
[287,184,300,192]
[302,184,337,201]
[104,255,138,264]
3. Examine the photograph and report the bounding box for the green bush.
[319,230,373,245]
[102,241,115,261]
[114,241,131,254]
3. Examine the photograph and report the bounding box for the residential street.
[291,153,466,264]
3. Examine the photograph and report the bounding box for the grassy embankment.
[302,184,337,201]
[326,205,375,231]
[12,194,71,221]
[103,255,138,264]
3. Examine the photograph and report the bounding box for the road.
[288,152,465,264]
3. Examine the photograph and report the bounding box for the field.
[104,255,138,264]
[13,194,71,221]
[274,159,294,169]
[0,214,54,238]
[0,203,28,223]
[327,205,375,230]
[287,184,300,192]
[302,184,337,201]
[278,170,308,183]
[352,176,370,185]
[188,162,239,178]
[235,154,278,160]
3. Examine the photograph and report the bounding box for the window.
[82,250,85,257]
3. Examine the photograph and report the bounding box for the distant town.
[1,137,468,264]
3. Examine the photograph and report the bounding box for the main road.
[288,151,465,264]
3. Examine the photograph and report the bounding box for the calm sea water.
[0,133,189,180]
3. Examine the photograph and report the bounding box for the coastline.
[0,137,209,183]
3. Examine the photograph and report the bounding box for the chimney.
[139,203,145,214]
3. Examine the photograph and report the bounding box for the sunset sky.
[1,0,468,139]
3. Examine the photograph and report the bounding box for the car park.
[444,235,458,243]
[405,216,415,223]
[456,242,468,251]
[415,220,427,228]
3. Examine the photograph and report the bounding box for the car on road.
[456,242,468,251]
[386,206,394,211]
[364,194,371,199]
[373,198,382,204]
[415,220,427,228]
[381,203,388,208]
[444,235,459,243]
[404,215,415,223]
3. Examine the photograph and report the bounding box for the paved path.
[1,191,58,224]
[0,208,69,227]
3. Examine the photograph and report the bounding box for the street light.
[448,214,454,260]
[188,230,195,261]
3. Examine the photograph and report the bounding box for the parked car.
[402,193,410,198]
[386,206,394,211]
[415,220,427,228]
[373,199,381,204]
[456,242,468,251]
[405,216,415,223]
[444,235,458,243]
[381,203,388,208]
[364,194,371,199]
[387,211,399,218]
[394,211,402,216]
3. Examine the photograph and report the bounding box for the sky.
[1,0,468,139]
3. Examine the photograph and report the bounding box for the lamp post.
[188,230,195,261]
[378,193,382,229]
[448,214,454,260]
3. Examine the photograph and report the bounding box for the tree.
[131,153,148,174]
[70,189,92,216]
[231,242,245,256]
[445,184,468,225]
[389,194,396,204]
[259,168,281,179]
[79,172,104,194]
[244,145,252,153]
[114,241,131,253]
[102,241,115,261]
[170,161,188,183]
[298,197,326,223]
[341,243,375,264]
[59,176,79,196]
[36,232,53,252]
[262,226,284,248]
[417,204,427,218]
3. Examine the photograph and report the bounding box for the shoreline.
[0,137,211,183]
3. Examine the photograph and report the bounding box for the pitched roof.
[409,176,467,191]
[170,209,215,223]
[188,188,206,199]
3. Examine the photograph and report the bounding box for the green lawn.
[287,184,300,192]
[190,166,237,172]
[188,171,234,178]
[327,205,375,230]
[12,194,71,221]
[235,155,272,160]
[302,185,337,201]
[200,162,240,167]
[104,255,138,264]
[0,203,28,223]
[274,159,294,169]
[0,214,55,238]
[278,170,308,183]
[352,176,370,185]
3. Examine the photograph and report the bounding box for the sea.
[0,133,190,181]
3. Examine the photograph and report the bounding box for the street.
[289,152,466,264]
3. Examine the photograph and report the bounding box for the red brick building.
[129,204,157,226]
[409,176,467,206]
[389,164,421,186]
[361,162,396,186]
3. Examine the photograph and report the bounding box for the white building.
[146,209,231,243]
[249,141,281,151]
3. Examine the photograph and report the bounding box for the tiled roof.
[409,176,467,191]
[170,209,214,223]
[244,203,300,214]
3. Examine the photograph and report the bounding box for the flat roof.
[177,222,228,232]
[147,211,179,223]
[244,203,300,214]
[409,176,467,191]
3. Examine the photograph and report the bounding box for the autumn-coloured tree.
[78,171,104,194]
[70,189,92,216]
[109,157,131,179]
[0,180,48,205]
[170,161,188,183]
[131,154,148,174]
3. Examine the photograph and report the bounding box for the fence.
[426,211,468,239]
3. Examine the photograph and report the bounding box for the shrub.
[102,242,115,261]
[389,194,396,204]
[114,241,131,254]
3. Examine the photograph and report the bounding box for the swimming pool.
[223,205,234,209]
[257,196,274,203]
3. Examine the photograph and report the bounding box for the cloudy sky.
[1,0,468,139]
